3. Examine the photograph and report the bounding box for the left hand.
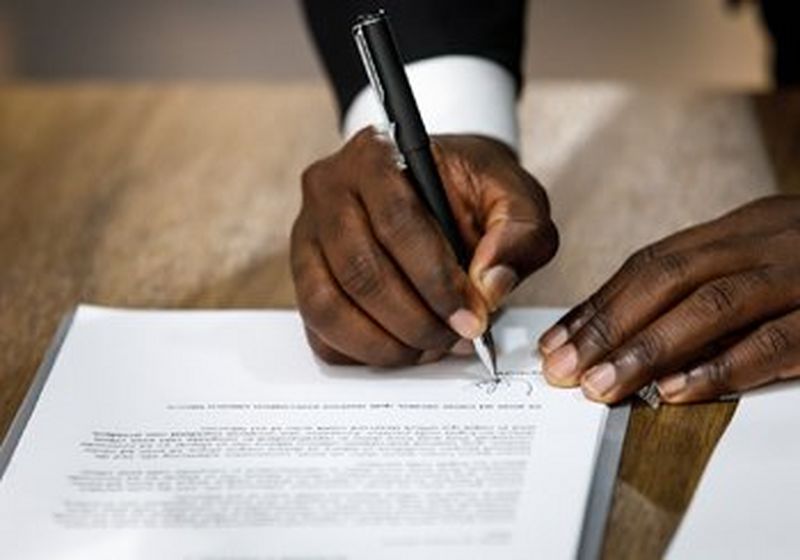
[538,195,800,404]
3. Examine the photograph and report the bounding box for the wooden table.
[0,84,796,558]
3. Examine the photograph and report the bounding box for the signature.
[473,369,539,396]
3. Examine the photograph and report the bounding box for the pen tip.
[473,330,498,380]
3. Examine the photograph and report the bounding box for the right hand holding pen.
[291,127,558,366]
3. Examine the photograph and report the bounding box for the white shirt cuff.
[342,55,519,153]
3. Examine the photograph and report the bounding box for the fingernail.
[657,373,688,399]
[450,338,474,356]
[480,265,518,310]
[543,343,578,382]
[583,362,617,397]
[539,325,569,356]
[448,308,484,339]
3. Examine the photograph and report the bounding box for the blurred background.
[0,0,770,89]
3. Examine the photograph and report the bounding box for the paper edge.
[577,403,631,560]
[0,309,76,479]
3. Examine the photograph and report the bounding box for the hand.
[292,128,557,366]
[538,195,800,404]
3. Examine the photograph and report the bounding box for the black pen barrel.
[357,13,428,152]
[356,12,470,269]
[404,148,471,270]
[354,10,498,376]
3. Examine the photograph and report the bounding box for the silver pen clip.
[353,22,404,167]
[353,23,384,108]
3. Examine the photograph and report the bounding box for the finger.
[579,267,800,403]
[356,138,489,340]
[537,209,775,355]
[656,308,800,403]
[291,224,420,367]
[541,240,765,387]
[306,327,447,366]
[317,196,458,351]
[467,173,558,311]
[304,328,358,365]
[429,137,558,311]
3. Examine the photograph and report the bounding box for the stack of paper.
[0,306,625,559]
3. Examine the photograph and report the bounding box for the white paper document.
[0,306,612,560]
[668,381,800,559]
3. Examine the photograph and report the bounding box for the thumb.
[469,217,559,311]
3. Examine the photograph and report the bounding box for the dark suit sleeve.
[300,0,527,119]
[760,0,800,86]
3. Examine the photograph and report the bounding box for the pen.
[352,10,498,380]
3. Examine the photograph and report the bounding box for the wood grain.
[0,84,338,437]
[0,85,794,558]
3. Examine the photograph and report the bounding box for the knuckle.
[624,246,659,275]
[337,249,385,300]
[773,228,800,253]
[527,220,559,267]
[564,294,603,333]
[753,323,793,359]
[586,290,608,313]
[704,358,734,394]
[359,126,387,149]
[740,267,773,290]
[580,310,622,353]
[692,278,740,316]
[299,284,340,330]
[653,252,691,280]
[373,191,423,248]
[324,207,357,244]
[300,161,329,204]
[300,161,322,191]
[358,130,395,168]
[350,126,375,146]
[622,332,663,370]
[690,270,771,319]
[636,252,692,296]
